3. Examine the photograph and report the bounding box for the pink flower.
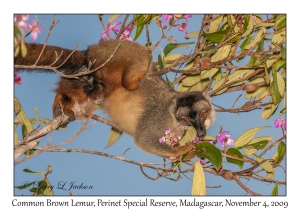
[159,136,166,144]
[274,118,286,130]
[216,131,234,148]
[14,14,29,30]
[276,119,287,136]
[178,23,187,32]
[162,14,179,22]
[14,72,22,85]
[27,20,42,41]
[165,127,171,135]
[183,14,192,19]
[101,21,121,38]
[107,21,121,33]
[192,136,201,145]
[162,14,172,21]
[200,158,205,165]
[120,28,133,42]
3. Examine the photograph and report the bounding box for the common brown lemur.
[14,39,215,158]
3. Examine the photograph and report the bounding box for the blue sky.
[13,14,286,196]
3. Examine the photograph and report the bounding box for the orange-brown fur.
[15,40,151,121]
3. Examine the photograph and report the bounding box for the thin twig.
[34,15,59,66]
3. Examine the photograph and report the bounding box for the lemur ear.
[168,99,177,115]
[202,90,211,102]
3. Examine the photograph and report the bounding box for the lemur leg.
[122,68,147,90]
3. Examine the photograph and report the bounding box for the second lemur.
[14,40,215,158]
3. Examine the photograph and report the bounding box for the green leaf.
[247,136,272,144]
[158,54,165,70]
[20,39,27,58]
[108,14,121,23]
[242,15,254,37]
[163,42,195,56]
[165,74,174,88]
[191,161,206,196]
[15,181,36,190]
[211,45,231,62]
[37,180,47,195]
[181,74,200,86]
[134,14,152,26]
[240,35,251,52]
[14,131,19,145]
[245,86,267,99]
[261,103,279,119]
[254,22,275,28]
[271,31,286,48]
[195,142,222,171]
[177,82,190,92]
[272,60,286,74]
[256,156,274,173]
[203,27,230,43]
[23,168,43,175]
[14,37,20,57]
[266,171,275,180]
[203,135,216,141]
[227,69,255,87]
[179,127,197,146]
[164,54,182,62]
[244,148,257,156]
[200,68,220,80]
[14,97,32,138]
[275,15,286,30]
[43,179,54,196]
[278,93,286,116]
[244,27,266,50]
[189,79,210,92]
[212,78,228,95]
[106,128,123,148]
[281,46,286,60]
[188,32,199,39]
[271,183,278,196]
[34,107,39,116]
[271,72,285,105]
[277,142,286,163]
[14,25,22,37]
[234,126,269,148]
[226,148,244,169]
[133,24,144,41]
[246,140,268,150]
[209,15,223,33]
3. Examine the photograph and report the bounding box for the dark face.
[174,92,215,138]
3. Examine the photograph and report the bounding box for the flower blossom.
[158,127,180,146]
[274,118,286,129]
[162,14,178,22]
[101,21,121,39]
[120,28,133,42]
[216,131,234,148]
[200,158,206,165]
[14,72,22,85]
[27,20,42,41]
[14,14,29,30]
[274,118,286,135]
[178,14,192,39]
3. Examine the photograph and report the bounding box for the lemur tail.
[14,43,86,74]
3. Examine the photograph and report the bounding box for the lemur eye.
[200,110,207,119]
[181,117,190,123]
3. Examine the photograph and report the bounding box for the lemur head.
[168,91,215,140]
